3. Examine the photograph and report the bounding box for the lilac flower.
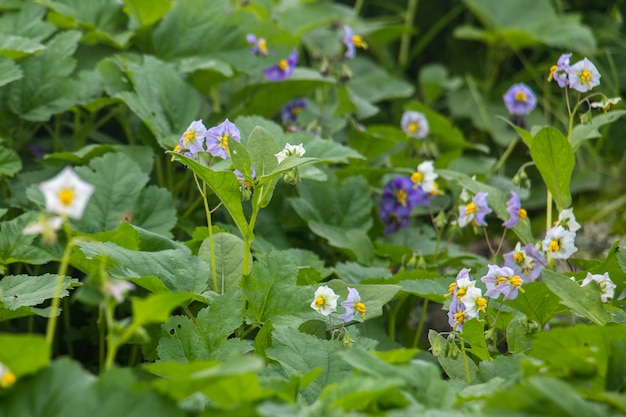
[205,119,241,159]
[503,83,537,115]
[380,176,425,234]
[281,98,307,126]
[548,53,571,88]
[581,272,616,303]
[503,191,527,229]
[458,192,492,228]
[175,120,207,157]
[263,49,298,81]
[568,58,601,93]
[447,268,485,331]
[246,33,268,56]
[400,110,429,139]
[342,25,367,59]
[340,287,366,321]
[503,242,547,282]
[481,264,524,300]
[542,225,577,260]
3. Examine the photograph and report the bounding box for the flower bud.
[283,168,300,185]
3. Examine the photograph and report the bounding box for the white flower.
[590,97,621,111]
[557,208,581,232]
[103,279,135,303]
[275,143,305,164]
[411,160,438,193]
[310,285,339,316]
[400,110,429,139]
[461,286,485,318]
[39,167,95,219]
[581,272,616,303]
[542,225,577,259]
[22,215,63,245]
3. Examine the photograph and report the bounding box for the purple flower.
[205,119,241,159]
[380,176,423,234]
[503,191,527,229]
[246,33,268,56]
[458,192,492,228]
[548,53,571,88]
[400,110,429,139]
[568,58,600,93]
[481,264,523,300]
[503,83,537,115]
[175,120,207,157]
[263,49,298,81]
[340,287,366,321]
[281,98,307,126]
[503,243,547,283]
[342,25,367,59]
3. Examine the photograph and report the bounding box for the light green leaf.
[0,274,77,310]
[281,131,364,164]
[123,0,171,27]
[0,334,48,377]
[333,261,392,285]
[0,33,44,59]
[504,281,564,327]
[542,269,610,325]
[307,223,374,264]
[571,110,626,150]
[0,57,22,87]
[347,57,415,103]
[246,126,280,177]
[132,186,177,237]
[461,318,490,361]
[0,213,56,270]
[396,269,448,303]
[0,4,56,42]
[336,85,379,119]
[131,292,192,328]
[0,146,21,177]
[319,375,406,411]
[198,233,248,293]
[530,126,574,211]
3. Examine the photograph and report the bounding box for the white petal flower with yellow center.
[310,285,339,316]
[275,143,306,164]
[39,166,95,219]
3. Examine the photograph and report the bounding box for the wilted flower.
[0,362,16,388]
[503,191,527,229]
[581,272,616,303]
[281,98,307,126]
[342,25,367,59]
[39,166,95,220]
[542,225,577,259]
[503,83,537,115]
[548,53,571,88]
[340,287,366,321]
[411,160,438,194]
[22,215,63,245]
[275,143,306,163]
[205,119,240,159]
[103,279,135,303]
[503,242,547,282]
[263,49,298,81]
[481,264,524,300]
[556,208,581,232]
[590,97,621,112]
[175,120,207,157]
[458,192,492,228]
[246,33,268,56]
[400,110,429,139]
[568,58,600,93]
[311,285,339,316]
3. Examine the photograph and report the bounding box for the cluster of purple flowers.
[548,53,601,92]
[174,119,240,159]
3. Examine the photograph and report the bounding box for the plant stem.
[459,335,472,384]
[353,0,364,15]
[411,298,429,348]
[398,0,419,68]
[45,237,74,358]
[194,174,219,293]
[493,136,519,173]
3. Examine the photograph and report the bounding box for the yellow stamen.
[549,239,560,252]
[510,275,523,287]
[352,35,367,49]
[411,171,423,184]
[548,65,557,81]
[278,59,289,72]
[431,182,444,195]
[518,208,527,220]
[58,188,74,206]
[219,134,230,156]
[258,39,268,55]
[496,276,508,285]
[580,70,591,85]
[183,130,195,144]
[513,252,525,264]
[407,122,418,133]
[0,371,16,388]
[173,144,181,153]
[456,288,467,299]
[465,203,477,215]
[453,311,465,325]
[314,297,325,306]
[396,189,408,206]
[355,302,366,314]
[515,90,527,102]
[291,107,302,116]
[448,282,456,294]
[476,297,487,310]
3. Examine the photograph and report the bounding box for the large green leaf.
[542,269,611,325]
[0,213,56,271]
[530,126,574,211]
[132,186,177,237]
[0,34,43,59]
[157,290,252,362]
[0,4,56,42]
[0,57,22,88]
[0,274,77,310]
[0,146,22,177]
[571,110,626,150]
[504,281,565,327]
[197,233,247,293]
[0,334,48,377]
[123,0,171,27]
[347,57,414,104]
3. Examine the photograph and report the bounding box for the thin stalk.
[98,306,105,373]
[459,335,472,384]
[398,0,419,68]
[411,298,429,348]
[353,0,364,15]
[45,237,74,358]
[492,136,519,173]
[194,174,218,293]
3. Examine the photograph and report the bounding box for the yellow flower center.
[396,189,408,206]
[456,288,467,299]
[183,130,195,144]
[314,296,325,306]
[407,122,418,133]
[0,371,16,388]
[291,107,302,116]
[518,208,527,220]
[548,65,557,81]
[431,182,443,195]
[496,276,508,285]
[355,302,366,314]
[514,90,527,102]
[513,252,525,264]
[549,239,560,252]
[465,203,477,215]
[278,59,289,72]
[411,171,423,184]
[258,38,268,55]
[477,297,487,310]
[448,282,456,294]
[453,311,465,325]
[58,188,74,207]
[173,144,181,153]
[352,35,367,49]
[580,70,591,85]
[510,275,523,287]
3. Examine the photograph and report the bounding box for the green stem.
[459,335,472,384]
[353,0,364,15]
[493,136,519,173]
[387,298,404,342]
[45,236,74,358]
[398,0,419,68]
[195,174,219,293]
[103,303,117,370]
[411,298,429,348]
[98,306,105,373]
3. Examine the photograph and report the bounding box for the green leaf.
[307,223,374,264]
[0,4,56,42]
[0,333,48,377]
[197,233,248,293]
[281,131,364,164]
[530,126,574,211]
[132,186,177,237]
[506,317,527,354]
[319,375,406,412]
[504,281,564,327]
[333,261,392,285]
[0,274,77,310]
[0,146,22,177]
[571,110,626,150]
[157,291,252,362]
[123,0,171,27]
[0,33,44,59]
[246,126,280,177]
[542,269,611,325]
[0,57,22,87]
[241,251,312,324]
[265,327,352,404]
[462,318,490,361]
[170,154,253,241]
[131,292,192,329]
[396,269,449,303]
[0,213,56,270]
[347,57,415,104]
